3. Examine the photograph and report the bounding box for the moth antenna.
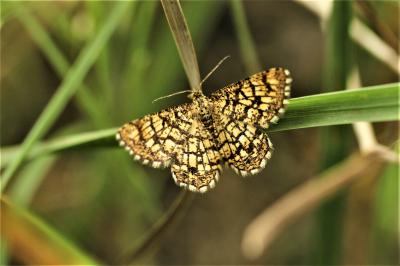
[153,55,230,103]
[199,55,230,88]
[152,90,192,103]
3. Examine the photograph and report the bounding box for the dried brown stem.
[347,68,399,163]
[241,151,387,260]
[355,0,398,52]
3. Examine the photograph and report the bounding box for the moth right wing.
[210,67,292,129]
[213,113,273,176]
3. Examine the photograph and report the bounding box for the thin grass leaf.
[315,2,353,265]
[15,5,107,128]
[161,0,201,91]
[86,2,114,110]
[1,128,116,168]
[270,83,399,132]
[0,240,8,266]
[241,151,387,260]
[355,0,398,51]
[295,0,399,75]
[371,146,399,263]
[229,0,261,73]
[351,19,399,75]
[1,83,398,168]
[8,156,56,206]
[1,2,130,192]
[118,190,193,264]
[7,121,88,206]
[1,197,100,265]
[139,1,225,117]
[8,1,158,218]
[120,1,158,120]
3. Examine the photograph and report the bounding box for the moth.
[116,67,292,193]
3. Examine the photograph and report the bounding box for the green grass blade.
[15,6,107,128]
[270,82,399,132]
[314,2,353,265]
[229,0,261,73]
[7,121,88,206]
[23,1,156,217]
[370,147,399,263]
[1,2,130,192]
[119,1,158,120]
[86,2,114,110]
[8,156,56,206]
[1,128,116,168]
[0,239,8,266]
[1,83,398,167]
[1,197,100,265]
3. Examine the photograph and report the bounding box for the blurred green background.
[1,1,398,265]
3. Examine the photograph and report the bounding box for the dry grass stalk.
[241,151,387,260]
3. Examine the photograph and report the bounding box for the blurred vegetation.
[315,2,353,264]
[0,1,398,265]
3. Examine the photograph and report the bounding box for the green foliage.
[315,2,353,265]
[1,198,99,265]
[0,1,398,265]
[1,2,131,191]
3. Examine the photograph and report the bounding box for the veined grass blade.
[1,2,130,192]
[271,83,399,132]
[1,83,398,168]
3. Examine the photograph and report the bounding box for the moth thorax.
[194,96,210,115]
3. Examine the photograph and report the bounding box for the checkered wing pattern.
[117,104,221,193]
[210,68,291,129]
[117,104,193,168]
[213,113,273,176]
[171,119,221,193]
[117,67,292,192]
[210,68,291,176]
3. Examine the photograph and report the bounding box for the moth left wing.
[117,103,222,193]
[116,104,192,168]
